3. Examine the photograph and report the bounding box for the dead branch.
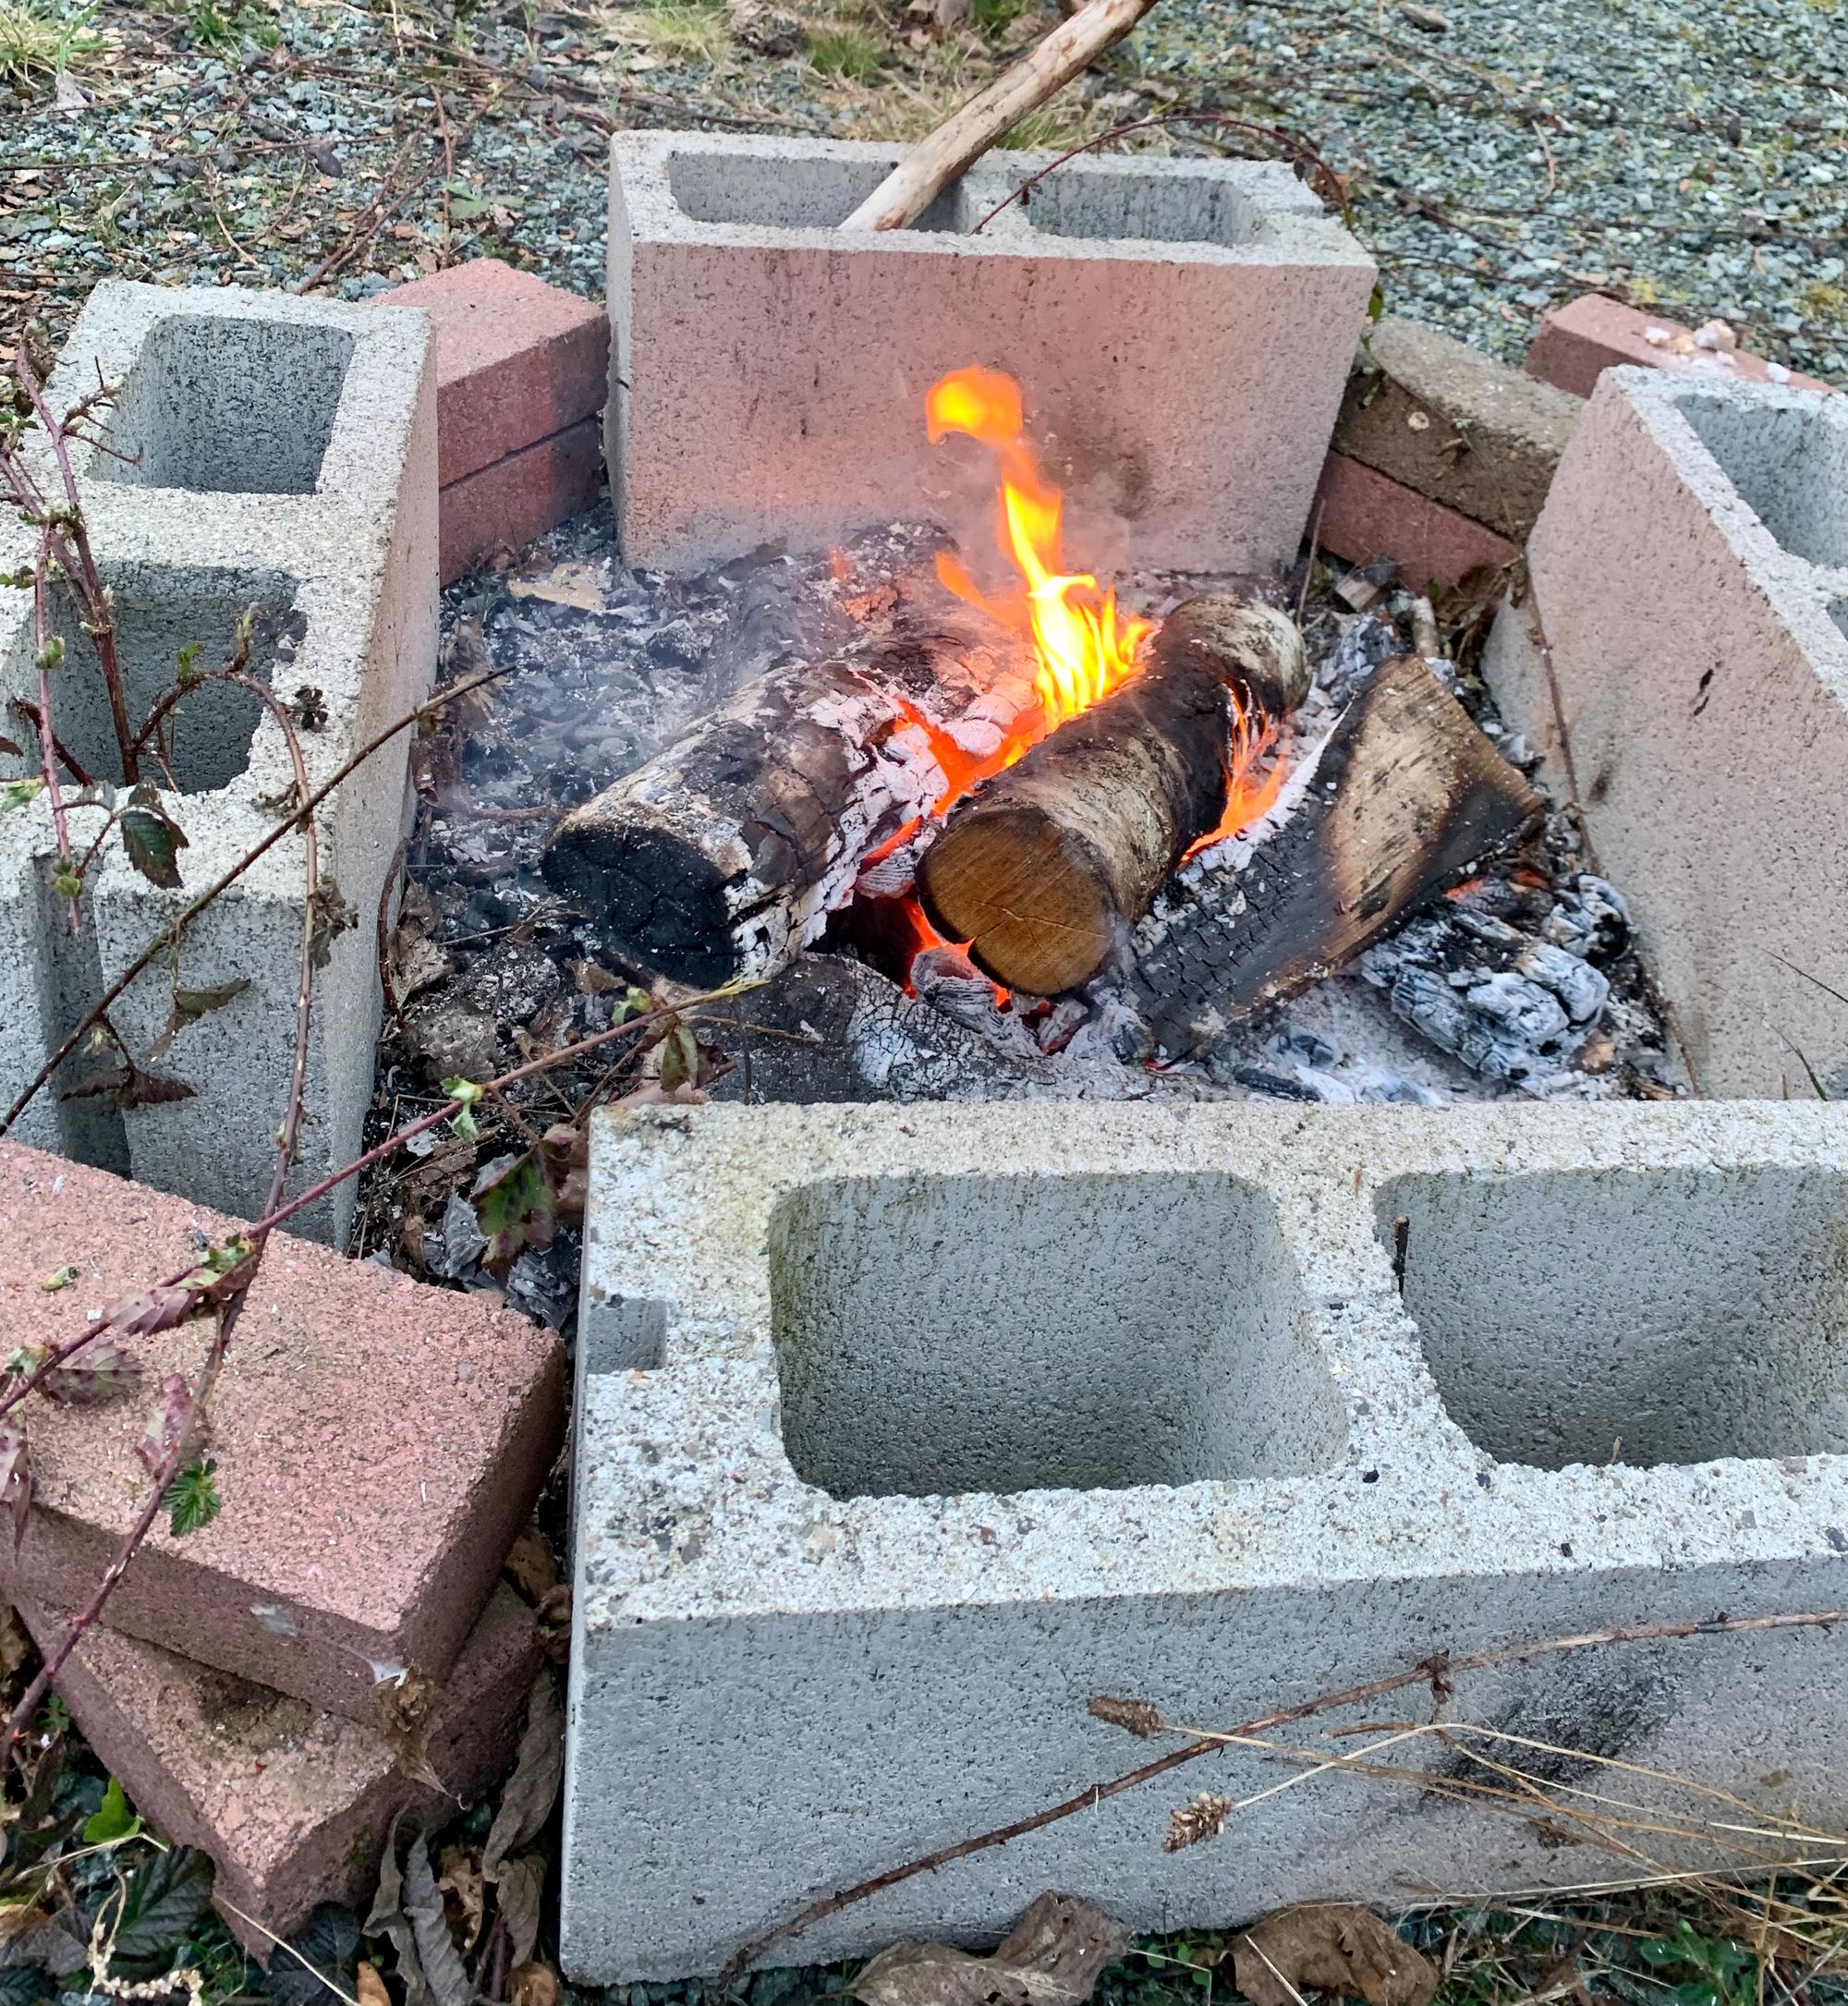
[717,1607,1848,1980]
[838,0,1161,231]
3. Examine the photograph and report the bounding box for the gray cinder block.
[0,283,437,1239]
[562,1100,1848,1982]
[1481,368,1848,1099]
[608,134,1375,573]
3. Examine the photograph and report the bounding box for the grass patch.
[808,19,882,78]
[0,0,102,88]
[616,0,731,63]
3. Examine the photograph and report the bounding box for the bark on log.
[837,0,1161,232]
[916,599,1306,996]
[541,605,1039,986]
[1126,652,1546,1058]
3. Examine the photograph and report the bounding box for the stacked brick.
[0,1143,566,1951]
[375,259,610,584]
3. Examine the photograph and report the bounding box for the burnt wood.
[917,599,1307,996]
[541,604,1039,987]
[1127,652,1546,1057]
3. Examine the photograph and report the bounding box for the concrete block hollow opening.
[663,150,967,232]
[1378,1163,1848,1471]
[768,1169,1349,1499]
[1676,393,1848,569]
[94,314,354,497]
[0,563,302,795]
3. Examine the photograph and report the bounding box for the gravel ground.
[3,0,1843,380]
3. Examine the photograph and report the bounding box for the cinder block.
[608,134,1375,572]
[1334,316,1581,541]
[19,1585,539,1953]
[563,1100,1848,1983]
[1312,450,1517,588]
[0,1140,565,1720]
[438,418,603,585]
[372,259,609,489]
[0,283,438,1242]
[1480,368,1848,1097]
[1526,294,1835,400]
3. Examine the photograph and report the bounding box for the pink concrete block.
[374,259,609,488]
[0,1143,565,1721]
[1526,294,1834,400]
[439,417,602,585]
[1312,450,1518,590]
[19,1586,540,1954]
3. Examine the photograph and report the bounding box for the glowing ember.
[926,365,1150,735]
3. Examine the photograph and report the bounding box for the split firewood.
[541,605,1040,986]
[1126,653,1546,1058]
[838,0,1161,232]
[917,597,1307,996]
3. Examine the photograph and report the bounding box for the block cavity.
[608,134,1375,573]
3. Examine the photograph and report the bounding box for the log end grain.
[918,803,1117,996]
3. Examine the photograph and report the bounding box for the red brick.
[373,259,609,487]
[19,1587,540,1955]
[0,1143,565,1721]
[439,418,602,585]
[1311,451,1519,590]
[1526,294,1835,399]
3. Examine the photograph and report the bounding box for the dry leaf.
[366,1816,439,2006]
[0,1903,53,1945]
[376,1666,443,1790]
[436,1844,485,1954]
[356,1962,391,2006]
[506,562,603,613]
[493,1854,545,1967]
[511,1960,560,2006]
[394,928,456,1003]
[483,1669,564,1877]
[503,1526,558,1603]
[404,1829,474,2006]
[1233,1905,1438,2006]
[851,1892,1129,2006]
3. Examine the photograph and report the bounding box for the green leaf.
[81,1775,140,1845]
[103,1845,213,1978]
[265,1903,359,2006]
[38,1265,77,1292]
[120,786,188,890]
[470,1148,557,1277]
[2,778,44,810]
[163,1457,221,1538]
[48,859,82,900]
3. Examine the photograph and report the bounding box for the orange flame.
[926,366,1150,733]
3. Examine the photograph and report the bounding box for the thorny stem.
[12,346,139,784]
[0,663,510,1141]
[715,1606,1848,1982]
[29,528,79,930]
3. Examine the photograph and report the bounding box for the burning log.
[1126,653,1546,1057]
[917,597,1308,996]
[541,607,1040,986]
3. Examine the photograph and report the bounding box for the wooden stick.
[837,0,1161,233]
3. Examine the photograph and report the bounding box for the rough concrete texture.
[1333,315,1581,540]
[372,258,609,489]
[608,134,1375,573]
[19,1585,539,1952]
[0,1140,565,1720]
[437,416,602,584]
[1481,367,1848,1097]
[0,282,437,1242]
[1312,450,1518,588]
[563,1099,1848,1983]
[1527,294,1835,400]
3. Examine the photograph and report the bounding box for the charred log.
[1127,653,1546,1057]
[917,598,1306,996]
[541,603,1039,987]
